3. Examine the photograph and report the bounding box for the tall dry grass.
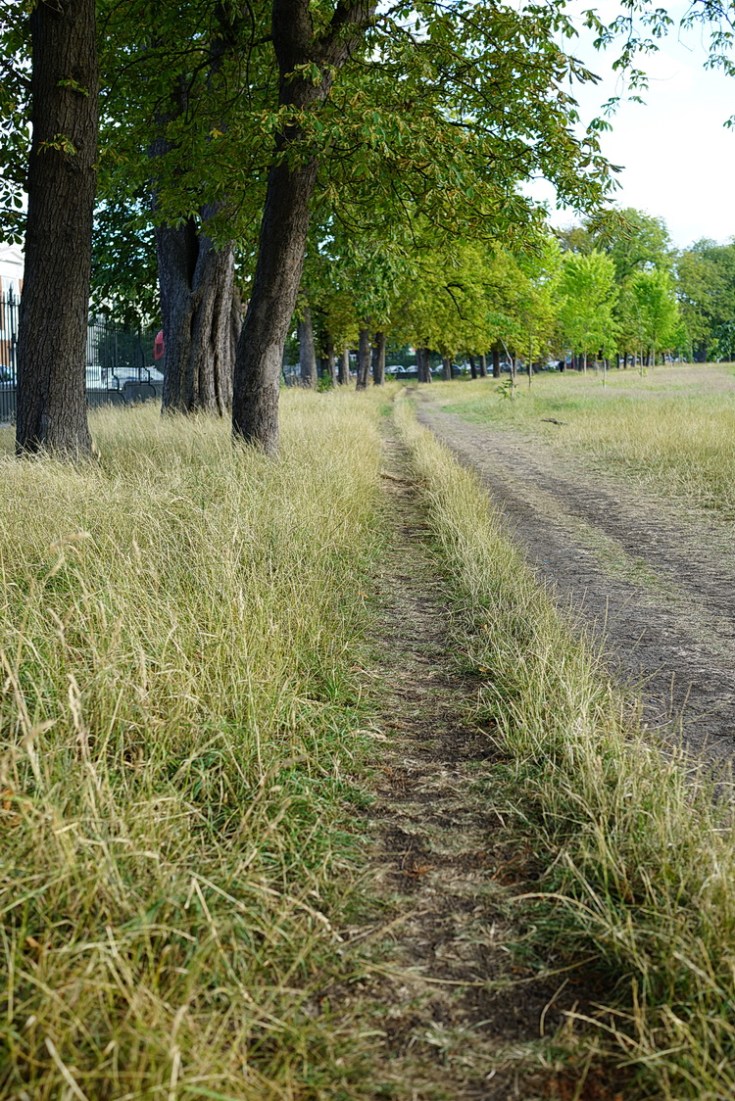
[396,394,735,1099]
[0,392,385,1100]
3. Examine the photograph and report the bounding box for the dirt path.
[356,428,622,1100]
[416,398,735,765]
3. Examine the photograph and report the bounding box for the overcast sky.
[534,1,735,249]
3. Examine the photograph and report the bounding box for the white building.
[0,243,23,296]
[0,244,23,376]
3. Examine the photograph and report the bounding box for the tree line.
[1,0,732,457]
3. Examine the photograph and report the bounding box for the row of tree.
[1,1,732,456]
[289,208,734,381]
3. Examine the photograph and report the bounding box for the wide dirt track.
[417,395,735,766]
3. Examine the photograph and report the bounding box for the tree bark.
[338,346,350,385]
[156,217,239,415]
[372,330,386,385]
[232,156,317,452]
[417,347,432,383]
[441,355,452,381]
[16,0,98,457]
[298,306,317,387]
[356,328,371,389]
[325,336,338,387]
[492,344,501,378]
[479,353,488,378]
[469,355,477,379]
[231,0,377,452]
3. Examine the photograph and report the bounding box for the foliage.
[0,3,30,244]
[621,266,679,361]
[557,249,618,362]
[675,237,735,361]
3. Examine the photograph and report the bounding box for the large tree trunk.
[156,217,239,415]
[232,157,317,452]
[298,306,317,387]
[492,344,501,378]
[372,330,386,385]
[442,355,452,380]
[16,0,98,458]
[231,0,376,452]
[356,328,371,390]
[479,353,488,378]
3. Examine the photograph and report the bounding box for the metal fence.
[0,289,163,422]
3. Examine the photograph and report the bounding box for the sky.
[532,1,735,249]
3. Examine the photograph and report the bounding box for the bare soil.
[353,426,626,1100]
[416,397,735,766]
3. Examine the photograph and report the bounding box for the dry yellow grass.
[397,393,735,1100]
[0,392,386,1099]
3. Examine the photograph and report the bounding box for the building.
[0,244,23,377]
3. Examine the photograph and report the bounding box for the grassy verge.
[0,392,387,1100]
[396,395,735,1100]
[433,364,735,516]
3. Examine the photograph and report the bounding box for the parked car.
[86,366,165,390]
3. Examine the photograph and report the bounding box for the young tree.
[623,267,680,365]
[676,239,735,361]
[558,251,618,370]
[16,0,98,457]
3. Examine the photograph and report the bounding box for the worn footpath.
[351,425,624,1100]
[416,398,735,766]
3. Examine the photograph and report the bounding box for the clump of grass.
[396,395,735,1099]
[434,365,735,516]
[0,392,387,1099]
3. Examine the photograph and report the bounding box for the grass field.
[1,383,735,1099]
[0,393,389,1099]
[433,363,735,516]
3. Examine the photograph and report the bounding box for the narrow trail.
[355,426,622,1101]
[416,399,735,766]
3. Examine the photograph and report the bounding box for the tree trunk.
[479,353,488,378]
[156,218,238,415]
[325,336,337,387]
[372,330,386,385]
[231,0,376,452]
[356,328,371,390]
[232,157,318,453]
[442,355,452,380]
[338,346,350,385]
[417,347,432,383]
[298,306,317,387]
[16,0,98,458]
[492,344,501,379]
[469,355,477,379]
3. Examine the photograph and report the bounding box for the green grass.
[396,394,735,1100]
[0,392,388,1100]
[434,363,735,515]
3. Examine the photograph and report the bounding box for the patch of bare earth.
[348,427,626,1101]
[417,399,735,766]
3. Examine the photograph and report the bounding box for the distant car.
[112,368,165,389]
[85,366,164,391]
